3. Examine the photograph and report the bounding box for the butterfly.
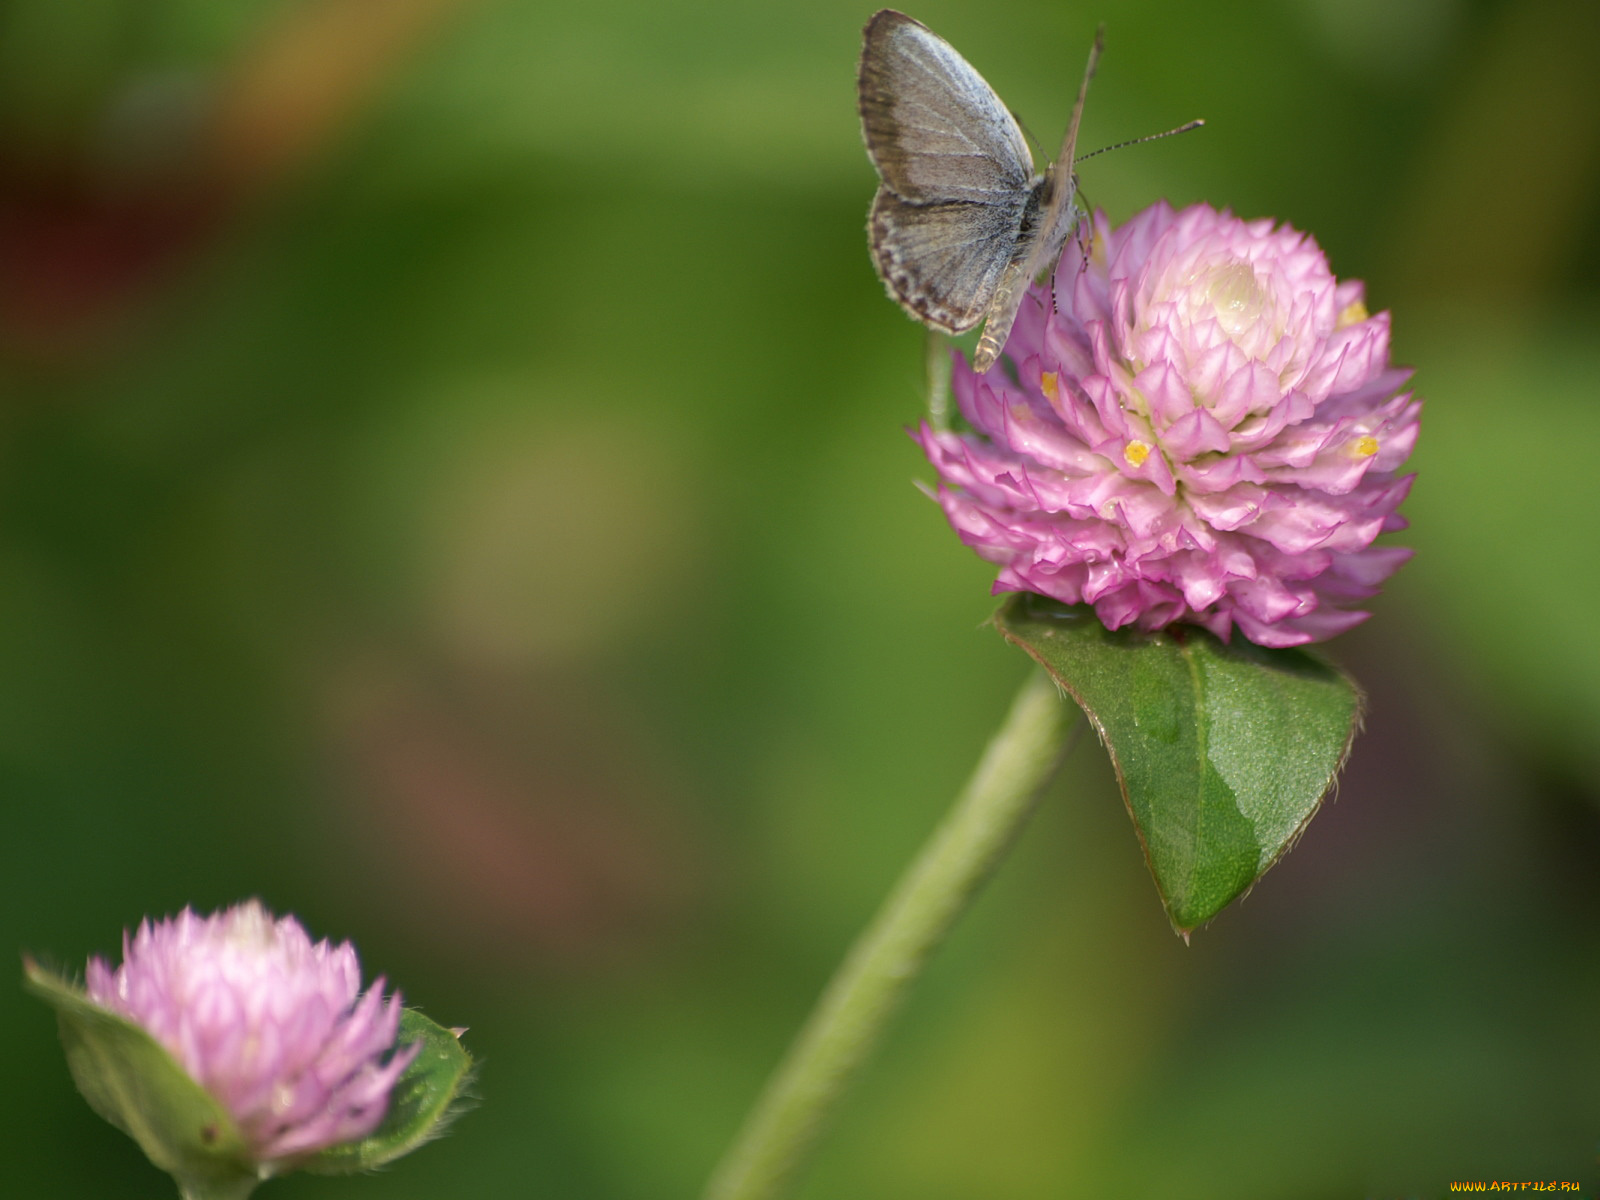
[858,10,1100,373]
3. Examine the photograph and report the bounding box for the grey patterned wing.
[869,187,1030,334]
[972,27,1102,372]
[858,10,1035,205]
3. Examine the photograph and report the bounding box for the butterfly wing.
[1024,24,1101,280]
[972,27,1102,372]
[858,10,1036,204]
[859,11,1038,333]
[869,189,1029,334]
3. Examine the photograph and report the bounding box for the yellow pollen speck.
[1354,435,1379,457]
[1040,371,1059,401]
[1337,300,1369,329]
[1124,440,1151,467]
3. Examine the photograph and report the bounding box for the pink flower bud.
[86,901,420,1166]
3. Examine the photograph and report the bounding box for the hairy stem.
[703,668,1075,1200]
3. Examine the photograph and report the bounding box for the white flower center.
[224,902,279,949]
[1198,260,1268,339]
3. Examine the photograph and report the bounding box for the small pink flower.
[914,201,1420,646]
[86,901,419,1166]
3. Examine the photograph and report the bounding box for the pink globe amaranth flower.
[914,201,1421,647]
[85,900,420,1167]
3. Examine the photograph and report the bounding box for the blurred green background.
[3,0,1598,1197]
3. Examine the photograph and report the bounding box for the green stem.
[178,1174,258,1200]
[702,668,1076,1200]
[924,330,953,432]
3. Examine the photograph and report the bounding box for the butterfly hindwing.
[869,187,1029,334]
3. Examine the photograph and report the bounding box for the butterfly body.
[858,10,1097,372]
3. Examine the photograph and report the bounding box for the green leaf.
[300,1008,474,1174]
[995,594,1364,932]
[22,960,259,1195]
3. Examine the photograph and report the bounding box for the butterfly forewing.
[1021,26,1100,283]
[971,28,1101,370]
[859,11,1036,205]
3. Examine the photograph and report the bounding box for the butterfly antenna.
[1075,119,1205,164]
[1013,111,1045,158]
[1057,23,1104,170]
